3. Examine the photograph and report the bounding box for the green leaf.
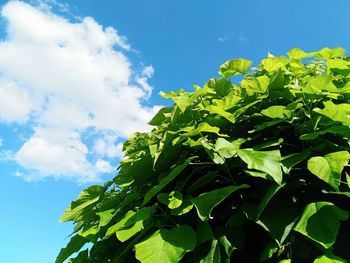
[241,75,270,95]
[205,78,233,97]
[212,92,241,110]
[135,225,196,263]
[327,58,350,71]
[316,47,345,59]
[201,139,225,164]
[256,183,285,220]
[281,149,311,174]
[260,241,279,261]
[287,48,315,59]
[314,101,350,125]
[314,252,347,263]
[173,122,226,145]
[60,186,104,222]
[186,171,218,194]
[97,209,116,227]
[199,239,221,263]
[192,184,249,221]
[143,159,191,205]
[300,126,350,140]
[218,58,252,78]
[307,151,350,190]
[67,249,88,263]
[260,56,288,72]
[219,236,234,259]
[215,138,243,159]
[346,172,350,189]
[205,105,236,124]
[160,89,194,112]
[149,107,173,126]
[302,75,338,94]
[237,149,282,184]
[170,197,194,216]
[157,190,183,209]
[261,105,292,119]
[294,202,349,249]
[258,198,299,245]
[196,221,214,245]
[106,207,153,242]
[253,138,283,151]
[79,224,100,238]
[56,235,86,263]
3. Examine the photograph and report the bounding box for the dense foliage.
[57,47,350,263]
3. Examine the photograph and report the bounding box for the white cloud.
[218,33,248,44]
[0,80,34,123]
[95,159,113,173]
[0,1,161,182]
[218,34,230,42]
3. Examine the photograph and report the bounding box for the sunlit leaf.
[287,48,315,59]
[192,184,249,221]
[238,149,282,184]
[307,151,350,190]
[241,75,270,95]
[314,101,350,125]
[218,58,252,78]
[294,202,348,249]
[135,225,196,263]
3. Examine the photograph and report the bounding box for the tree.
[57,47,350,263]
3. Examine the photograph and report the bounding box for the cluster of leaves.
[57,47,350,263]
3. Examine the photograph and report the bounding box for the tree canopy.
[57,47,350,262]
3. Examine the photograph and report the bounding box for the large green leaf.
[205,78,233,97]
[143,159,191,205]
[287,48,315,59]
[205,105,236,124]
[316,47,345,59]
[241,75,270,95]
[261,105,292,119]
[106,207,153,242]
[218,58,252,78]
[307,151,350,190]
[237,149,282,184]
[281,149,311,174]
[294,202,349,249]
[160,89,194,113]
[157,190,183,209]
[313,253,347,263]
[192,184,249,221]
[212,92,241,110]
[97,209,116,227]
[260,56,288,72]
[149,107,173,126]
[173,122,226,145]
[314,101,350,125]
[56,235,86,263]
[134,225,196,263]
[60,186,104,222]
[302,75,338,94]
[199,239,221,263]
[215,138,243,159]
[196,221,214,245]
[300,126,350,140]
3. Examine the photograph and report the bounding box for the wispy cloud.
[218,33,248,44]
[218,34,230,42]
[0,1,161,182]
[238,35,247,43]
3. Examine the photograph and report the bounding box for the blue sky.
[0,0,350,262]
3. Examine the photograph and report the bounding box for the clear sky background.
[0,0,349,262]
